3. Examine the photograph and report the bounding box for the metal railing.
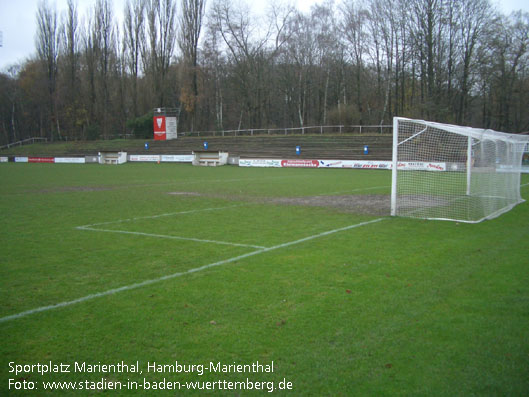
[179,125,392,137]
[0,137,48,150]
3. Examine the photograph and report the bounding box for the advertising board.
[161,155,193,162]
[239,159,447,171]
[28,157,54,163]
[55,157,86,164]
[129,155,160,162]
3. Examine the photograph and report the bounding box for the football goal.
[391,117,529,223]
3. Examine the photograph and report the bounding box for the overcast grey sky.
[0,0,527,72]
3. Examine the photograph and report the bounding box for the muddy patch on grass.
[164,191,392,216]
[398,194,449,208]
[268,194,447,215]
[269,194,391,216]
[162,191,446,217]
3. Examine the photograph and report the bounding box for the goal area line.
[0,218,384,324]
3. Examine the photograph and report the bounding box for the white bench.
[199,154,221,166]
[104,155,120,165]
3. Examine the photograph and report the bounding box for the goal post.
[391,117,529,223]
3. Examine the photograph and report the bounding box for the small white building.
[192,151,229,166]
[99,151,127,165]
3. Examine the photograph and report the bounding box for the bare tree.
[202,20,226,130]
[409,0,442,117]
[455,0,493,124]
[281,11,316,126]
[210,0,294,127]
[57,0,82,139]
[60,0,79,92]
[311,3,340,125]
[0,67,21,143]
[36,0,60,140]
[366,0,387,123]
[341,0,369,123]
[144,0,177,106]
[124,0,146,117]
[93,0,117,138]
[179,0,206,130]
[487,11,529,131]
[11,0,526,136]
[368,0,397,123]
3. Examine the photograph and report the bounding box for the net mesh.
[391,118,529,222]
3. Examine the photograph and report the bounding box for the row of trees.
[1,0,528,145]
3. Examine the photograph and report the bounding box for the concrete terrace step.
[145,135,393,160]
[3,134,394,161]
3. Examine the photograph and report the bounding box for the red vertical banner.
[153,116,166,140]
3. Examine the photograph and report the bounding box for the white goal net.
[391,117,529,223]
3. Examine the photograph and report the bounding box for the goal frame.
[391,117,529,223]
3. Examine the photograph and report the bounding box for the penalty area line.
[77,226,267,249]
[0,218,384,324]
[77,204,245,229]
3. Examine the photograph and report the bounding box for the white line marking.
[0,218,385,323]
[78,226,267,249]
[77,205,243,229]
[521,182,529,188]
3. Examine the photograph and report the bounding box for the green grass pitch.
[1,163,528,395]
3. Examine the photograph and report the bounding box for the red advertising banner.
[153,116,166,141]
[29,157,55,163]
[280,159,320,168]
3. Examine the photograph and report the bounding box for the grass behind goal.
[1,163,528,396]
